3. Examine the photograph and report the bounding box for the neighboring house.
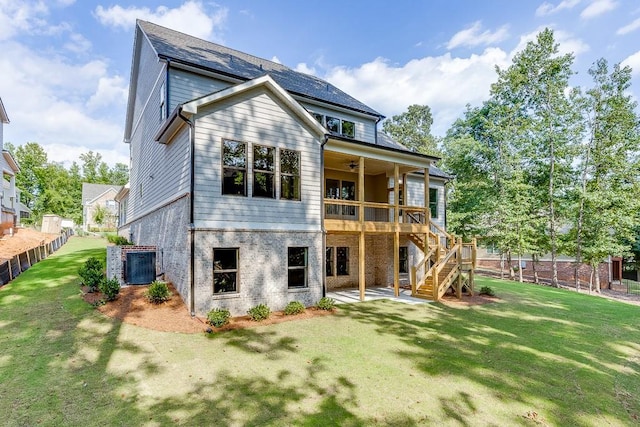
[82,183,122,231]
[119,20,475,316]
[0,97,20,233]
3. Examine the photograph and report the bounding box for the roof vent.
[259,64,263,70]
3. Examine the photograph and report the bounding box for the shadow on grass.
[334,279,640,425]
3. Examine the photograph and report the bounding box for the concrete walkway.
[327,287,430,306]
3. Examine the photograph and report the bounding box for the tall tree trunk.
[518,253,523,282]
[532,254,539,284]
[549,137,559,288]
[589,268,594,293]
[594,263,601,293]
[507,250,514,280]
[575,132,592,291]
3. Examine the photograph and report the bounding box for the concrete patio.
[326,286,430,305]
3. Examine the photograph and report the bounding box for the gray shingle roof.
[82,183,122,205]
[138,20,383,118]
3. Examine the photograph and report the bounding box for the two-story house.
[82,183,123,232]
[1,97,20,233]
[120,21,475,316]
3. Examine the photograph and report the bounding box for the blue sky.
[1,0,639,167]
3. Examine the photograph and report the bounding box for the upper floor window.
[280,149,300,200]
[429,188,438,219]
[313,113,355,138]
[222,140,246,196]
[253,145,275,198]
[159,82,166,121]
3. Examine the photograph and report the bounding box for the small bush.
[99,277,121,301]
[317,297,336,311]
[479,286,495,297]
[145,280,172,304]
[207,308,231,327]
[247,303,271,321]
[284,301,305,315]
[78,257,104,292]
[107,234,134,245]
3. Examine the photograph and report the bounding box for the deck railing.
[324,199,429,224]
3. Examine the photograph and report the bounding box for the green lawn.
[1,237,639,426]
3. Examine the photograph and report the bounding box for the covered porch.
[323,138,436,301]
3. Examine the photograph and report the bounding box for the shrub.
[107,234,134,245]
[207,308,231,327]
[479,286,496,297]
[247,303,271,321]
[99,277,121,301]
[78,257,104,292]
[145,280,172,304]
[317,297,336,311]
[283,301,305,315]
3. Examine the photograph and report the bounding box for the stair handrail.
[410,246,436,295]
[435,241,460,275]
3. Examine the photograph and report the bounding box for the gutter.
[321,134,329,298]
[177,105,197,317]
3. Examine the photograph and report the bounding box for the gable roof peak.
[136,20,383,118]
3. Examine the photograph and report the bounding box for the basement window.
[288,247,308,288]
[213,248,239,293]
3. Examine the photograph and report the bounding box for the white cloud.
[87,76,128,110]
[271,56,281,64]
[295,63,317,75]
[621,51,640,76]
[617,18,640,35]
[94,1,228,41]
[0,0,49,40]
[323,48,510,136]
[0,40,128,164]
[446,21,510,49]
[536,0,582,16]
[580,0,617,19]
[511,27,590,58]
[64,32,91,53]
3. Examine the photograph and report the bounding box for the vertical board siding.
[168,69,230,112]
[299,102,377,144]
[193,88,322,230]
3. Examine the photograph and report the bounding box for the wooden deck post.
[394,231,400,297]
[359,156,365,301]
[456,237,463,299]
[394,163,399,224]
[424,167,430,223]
[359,231,366,301]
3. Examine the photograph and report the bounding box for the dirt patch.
[440,293,500,307]
[0,228,58,261]
[83,282,336,334]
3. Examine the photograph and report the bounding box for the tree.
[571,59,640,291]
[80,151,102,183]
[9,142,48,210]
[92,204,108,230]
[382,104,440,156]
[490,28,583,287]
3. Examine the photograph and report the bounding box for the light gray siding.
[193,88,322,231]
[405,174,447,230]
[300,101,377,144]
[168,68,230,111]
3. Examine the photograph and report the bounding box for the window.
[312,113,356,138]
[326,116,340,133]
[288,247,308,288]
[325,179,356,217]
[326,247,334,276]
[341,120,355,138]
[213,248,238,293]
[429,188,438,219]
[280,149,300,200]
[253,145,275,198]
[337,247,349,276]
[159,82,166,121]
[399,246,409,274]
[222,140,246,196]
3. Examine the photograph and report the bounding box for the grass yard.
[1,237,639,426]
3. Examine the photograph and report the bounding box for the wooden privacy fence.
[0,229,73,287]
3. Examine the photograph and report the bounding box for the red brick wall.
[477,259,610,288]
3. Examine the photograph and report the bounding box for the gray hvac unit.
[125,251,156,285]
